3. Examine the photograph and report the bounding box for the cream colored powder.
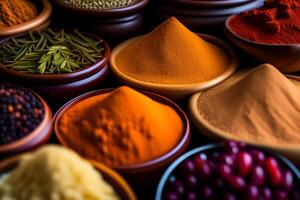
[198,64,300,145]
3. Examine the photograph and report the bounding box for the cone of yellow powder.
[111,17,238,97]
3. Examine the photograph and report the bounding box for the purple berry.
[194,157,212,180]
[201,186,214,199]
[220,154,235,166]
[185,174,198,188]
[244,185,259,200]
[218,163,232,179]
[275,190,288,200]
[282,169,294,190]
[261,187,272,200]
[227,175,246,191]
[251,165,265,186]
[237,151,253,177]
[181,159,195,174]
[224,192,237,200]
[213,178,225,190]
[171,180,185,195]
[252,150,265,165]
[185,191,198,200]
[165,192,180,200]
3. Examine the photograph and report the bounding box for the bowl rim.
[53,88,191,170]
[155,143,300,200]
[0,0,52,37]
[53,0,149,15]
[0,88,52,153]
[0,155,137,200]
[110,34,238,93]
[225,15,300,47]
[188,69,300,151]
[0,30,110,83]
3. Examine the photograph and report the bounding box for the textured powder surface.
[58,86,184,167]
[116,17,230,84]
[0,145,119,200]
[198,64,300,145]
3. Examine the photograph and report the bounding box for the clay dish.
[0,156,137,200]
[225,15,300,73]
[0,0,52,37]
[110,34,238,98]
[53,88,191,182]
[0,92,52,157]
[189,72,300,165]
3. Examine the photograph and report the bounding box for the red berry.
[227,175,246,191]
[194,157,211,180]
[264,157,282,186]
[237,151,253,177]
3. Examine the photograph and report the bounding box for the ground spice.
[0,0,38,28]
[0,145,119,200]
[197,64,300,145]
[115,17,230,85]
[58,86,183,167]
[229,0,300,44]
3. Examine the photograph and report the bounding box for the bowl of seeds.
[0,83,53,157]
[0,29,110,100]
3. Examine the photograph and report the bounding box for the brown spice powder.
[198,64,300,145]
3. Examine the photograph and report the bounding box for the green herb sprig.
[0,29,104,74]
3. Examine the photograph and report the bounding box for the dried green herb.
[0,29,104,74]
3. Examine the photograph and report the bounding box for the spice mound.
[229,0,300,44]
[0,145,119,200]
[115,17,230,84]
[60,0,135,10]
[0,29,104,74]
[0,0,38,28]
[57,86,184,167]
[0,83,45,145]
[197,64,300,145]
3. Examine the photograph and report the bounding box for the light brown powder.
[198,64,300,145]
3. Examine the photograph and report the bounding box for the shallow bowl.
[0,0,52,37]
[225,15,300,73]
[0,156,137,200]
[156,143,300,200]
[110,34,238,98]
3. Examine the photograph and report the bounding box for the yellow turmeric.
[115,17,230,84]
[58,86,184,167]
[0,0,38,28]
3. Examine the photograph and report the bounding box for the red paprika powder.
[229,0,300,44]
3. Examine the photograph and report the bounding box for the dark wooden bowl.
[0,156,137,200]
[53,88,191,183]
[0,32,110,84]
[156,0,264,17]
[0,93,52,157]
[163,0,252,8]
[225,16,300,73]
[0,0,52,37]
[53,0,149,18]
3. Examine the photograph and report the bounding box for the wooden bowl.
[189,73,300,165]
[0,0,52,37]
[156,0,264,17]
[53,88,191,183]
[163,0,253,8]
[0,92,52,157]
[225,16,300,73]
[110,34,238,98]
[53,0,149,18]
[156,144,300,200]
[0,156,137,200]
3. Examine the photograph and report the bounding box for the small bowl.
[0,92,52,157]
[225,15,300,73]
[54,88,191,182]
[156,0,263,17]
[0,156,137,200]
[110,34,238,98]
[156,143,300,200]
[189,74,300,165]
[0,0,52,37]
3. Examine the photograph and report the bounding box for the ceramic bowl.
[225,15,300,73]
[0,31,110,101]
[110,34,238,98]
[189,75,300,165]
[0,156,137,200]
[156,143,300,200]
[0,0,52,38]
[0,92,52,157]
[53,88,191,183]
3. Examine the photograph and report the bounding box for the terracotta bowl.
[156,143,300,200]
[189,75,300,165]
[0,92,52,157]
[225,15,300,73]
[110,34,238,98]
[53,88,191,183]
[0,156,137,200]
[0,31,110,101]
[0,0,52,38]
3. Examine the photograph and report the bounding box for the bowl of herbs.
[0,29,110,100]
